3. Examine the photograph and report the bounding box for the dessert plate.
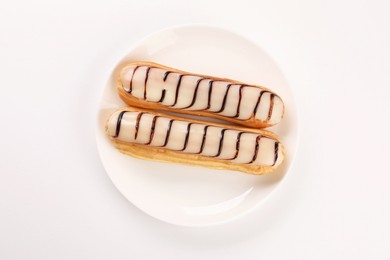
[96,24,298,226]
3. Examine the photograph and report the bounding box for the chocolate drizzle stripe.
[144,67,151,99]
[198,126,209,154]
[206,81,214,110]
[230,132,244,160]
[216,84,233,113]
[114,111,127,137]
[267,94,275,121]
[212,129,226,157]
[145,116,158,145]
[170,74,183,107]
[128,66,139,93]
[234,85,244,117]
[180,123,192,151]
[248,135,261,164]
[158,71,170,103]
[253,90,269,117]
[272,142,279,166]
[163,71,171,81]
[158,89,166,103]
[134,112,144,140]
[182,78,203,109]
[162,119,174,147]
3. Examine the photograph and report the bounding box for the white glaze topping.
[120,65,284,125]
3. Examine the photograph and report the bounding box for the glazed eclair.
[106,107,284,175]
[117,62,284,128]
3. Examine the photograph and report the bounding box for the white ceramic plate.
[96,25,298,226]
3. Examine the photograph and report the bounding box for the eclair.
[106,107,285,175]
[117,62,284,128]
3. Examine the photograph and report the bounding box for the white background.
[1,0,389,259]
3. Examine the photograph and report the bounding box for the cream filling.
[108,111,282,166]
